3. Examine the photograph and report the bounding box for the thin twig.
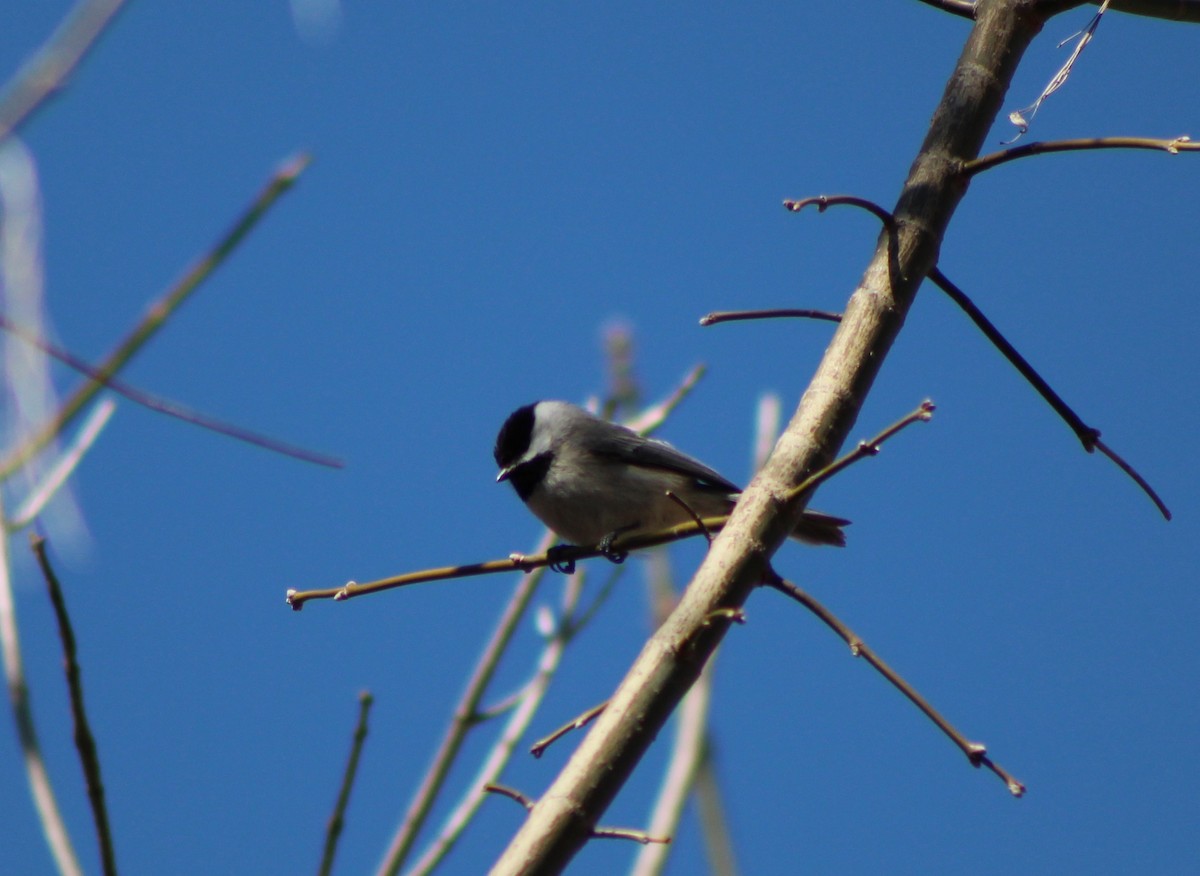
[624,363,706,436]
[699,309,842,326]
[530,701,609,759]
[591,827,670,845]
[373,532,554,876]
[0,316,342,469]
[781,191,1170,520]
[928,267,1170,519]
[764,571,1025,797]
[0,0,129,144]
[9,398,115,529]
[31,534,116,874]
[784,194,903,285]
[783,401,935,504]
[964,135,1196,176]
[0,152,312,478]
[665,491,712,545]
[485,785,670,845]
[0,495,82,876]
[483,783,535,810]
[317,691,373,876]
[404,566,620,876]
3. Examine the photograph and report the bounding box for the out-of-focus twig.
[31,534,118,875]
[317,691,373,876]
[373,532,554,876]
[0,0,129,144]
[9,398,115,529]
[404,565,621,876]
[0,500,82,876]
[0,315,342,469]
[0,152,312,478]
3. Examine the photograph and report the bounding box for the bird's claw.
[597,531,628,565]
[545,545,577,575]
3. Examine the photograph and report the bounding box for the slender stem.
[765,572,1025,797]
[0,153,312,478]
[32,535,119,875]
[317,691,373,876]
[530,701,609,759]
[782,401,935,503]
[928,267,1170,519]
[699,309,842,326]
[964,135,1197,176]
[0,316,342,469]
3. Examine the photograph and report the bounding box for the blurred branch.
[964,134,1197,176]
[764,572,1025,797]
[623,363,706,436]
[0,315,343,469]
[31,535,118,875]
[9,398,115,529]
[403,565,621,876]
[374,531,554,876]
[0,0,129,144]
[0,152,312,478]
[317,691,373,876]
[631,552,718,876]
[0,497,82,876]
[693,746,739,876]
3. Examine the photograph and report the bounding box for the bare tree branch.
[29,537,120,876]
[0,152,312,478]
[764,572,1025,796]
[0,0,129,144]
[490,4,1049,870]
[964,134,1196,175]
[317,691,373,876]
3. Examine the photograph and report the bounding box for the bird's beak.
[496,466,513,483]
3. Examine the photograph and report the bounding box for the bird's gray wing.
[592,429,742,495]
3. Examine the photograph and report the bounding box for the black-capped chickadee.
[494,401,847,560]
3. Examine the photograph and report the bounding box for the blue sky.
[2,3,1198,874]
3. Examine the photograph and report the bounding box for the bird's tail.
[790,510,850,547]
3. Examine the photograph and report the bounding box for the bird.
[494,400,847,564]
